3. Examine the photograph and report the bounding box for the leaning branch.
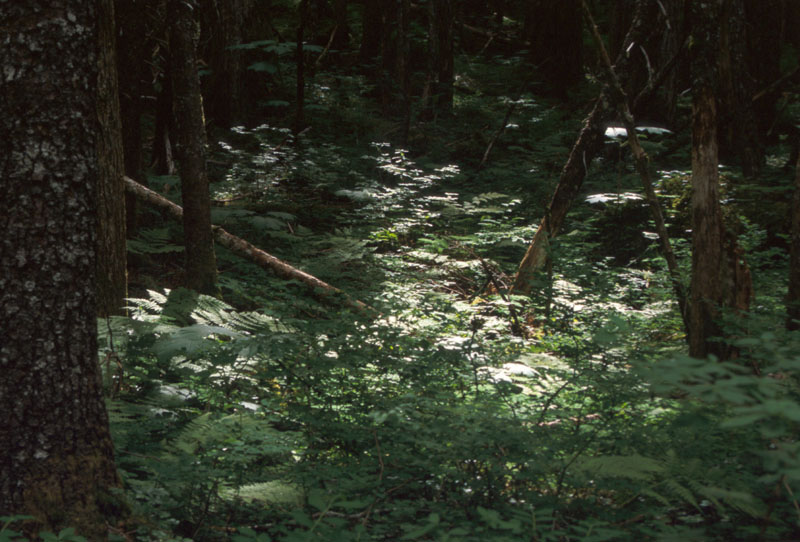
[581,0,688,332]
[123,176,374,314]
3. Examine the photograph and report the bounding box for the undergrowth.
[103,50,800,542]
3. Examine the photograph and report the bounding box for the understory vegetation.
[16,32,796,542]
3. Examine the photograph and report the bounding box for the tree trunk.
[296,0,309,134]
[359,0,383,64]
[201,0,251,129]
[169,0,219,294]
[717,0,761,177]
[423,0,454,119]
[0,2,121,537]
[151,68,177,175]
[116,0,150,233]
[788,153,800,330]
[97,0,128,317]
[688,0,752,359]
[524,0,582,97]
[581,0,689,332]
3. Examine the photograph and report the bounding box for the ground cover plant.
[93,46,800,540]
[4,1,800,541]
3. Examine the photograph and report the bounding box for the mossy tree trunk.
[0,1,121,537]
[97,0,128,317]
[169,0,219,295]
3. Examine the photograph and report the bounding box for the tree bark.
[97,0,128,317]
[0,2,121,537]
[124,177,373,314]
[169,0,219,295]
[688,0,752,359]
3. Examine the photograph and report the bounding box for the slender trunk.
[296,0,308,135]
[423,0,454,119]
[718,0,761,177]
[97,0,128,317]
[359,0,382,64]
[788,153,800,330]
[116,0,149,233]
[202,0,250,128]
[151,69,177,175]
[169,0,218,295]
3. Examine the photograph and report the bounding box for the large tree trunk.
[688,0,752,359]
[169,0,219,295]
[0,1,121,537]
[97,0,128,317]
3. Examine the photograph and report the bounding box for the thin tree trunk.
[124,177,373,314]
[97,0,128,317]
[0,2,121,537]
[788,153,800,330]
[151,69,177,175]
[296,0,309,135]
[423,0,454,119]
[116,0,149,233]
[169,0,218,294]
[359,0,383,64]
[718,0,761,177]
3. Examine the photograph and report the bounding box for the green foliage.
[112,27,800,541]
[0,517,86,542]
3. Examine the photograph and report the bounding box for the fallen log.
[123,176,374,314]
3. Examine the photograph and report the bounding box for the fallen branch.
[123,176,374,314]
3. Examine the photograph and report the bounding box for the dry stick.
[123,176,374,315]
[581,1,689,332]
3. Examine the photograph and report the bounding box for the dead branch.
[123,176,375,315]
